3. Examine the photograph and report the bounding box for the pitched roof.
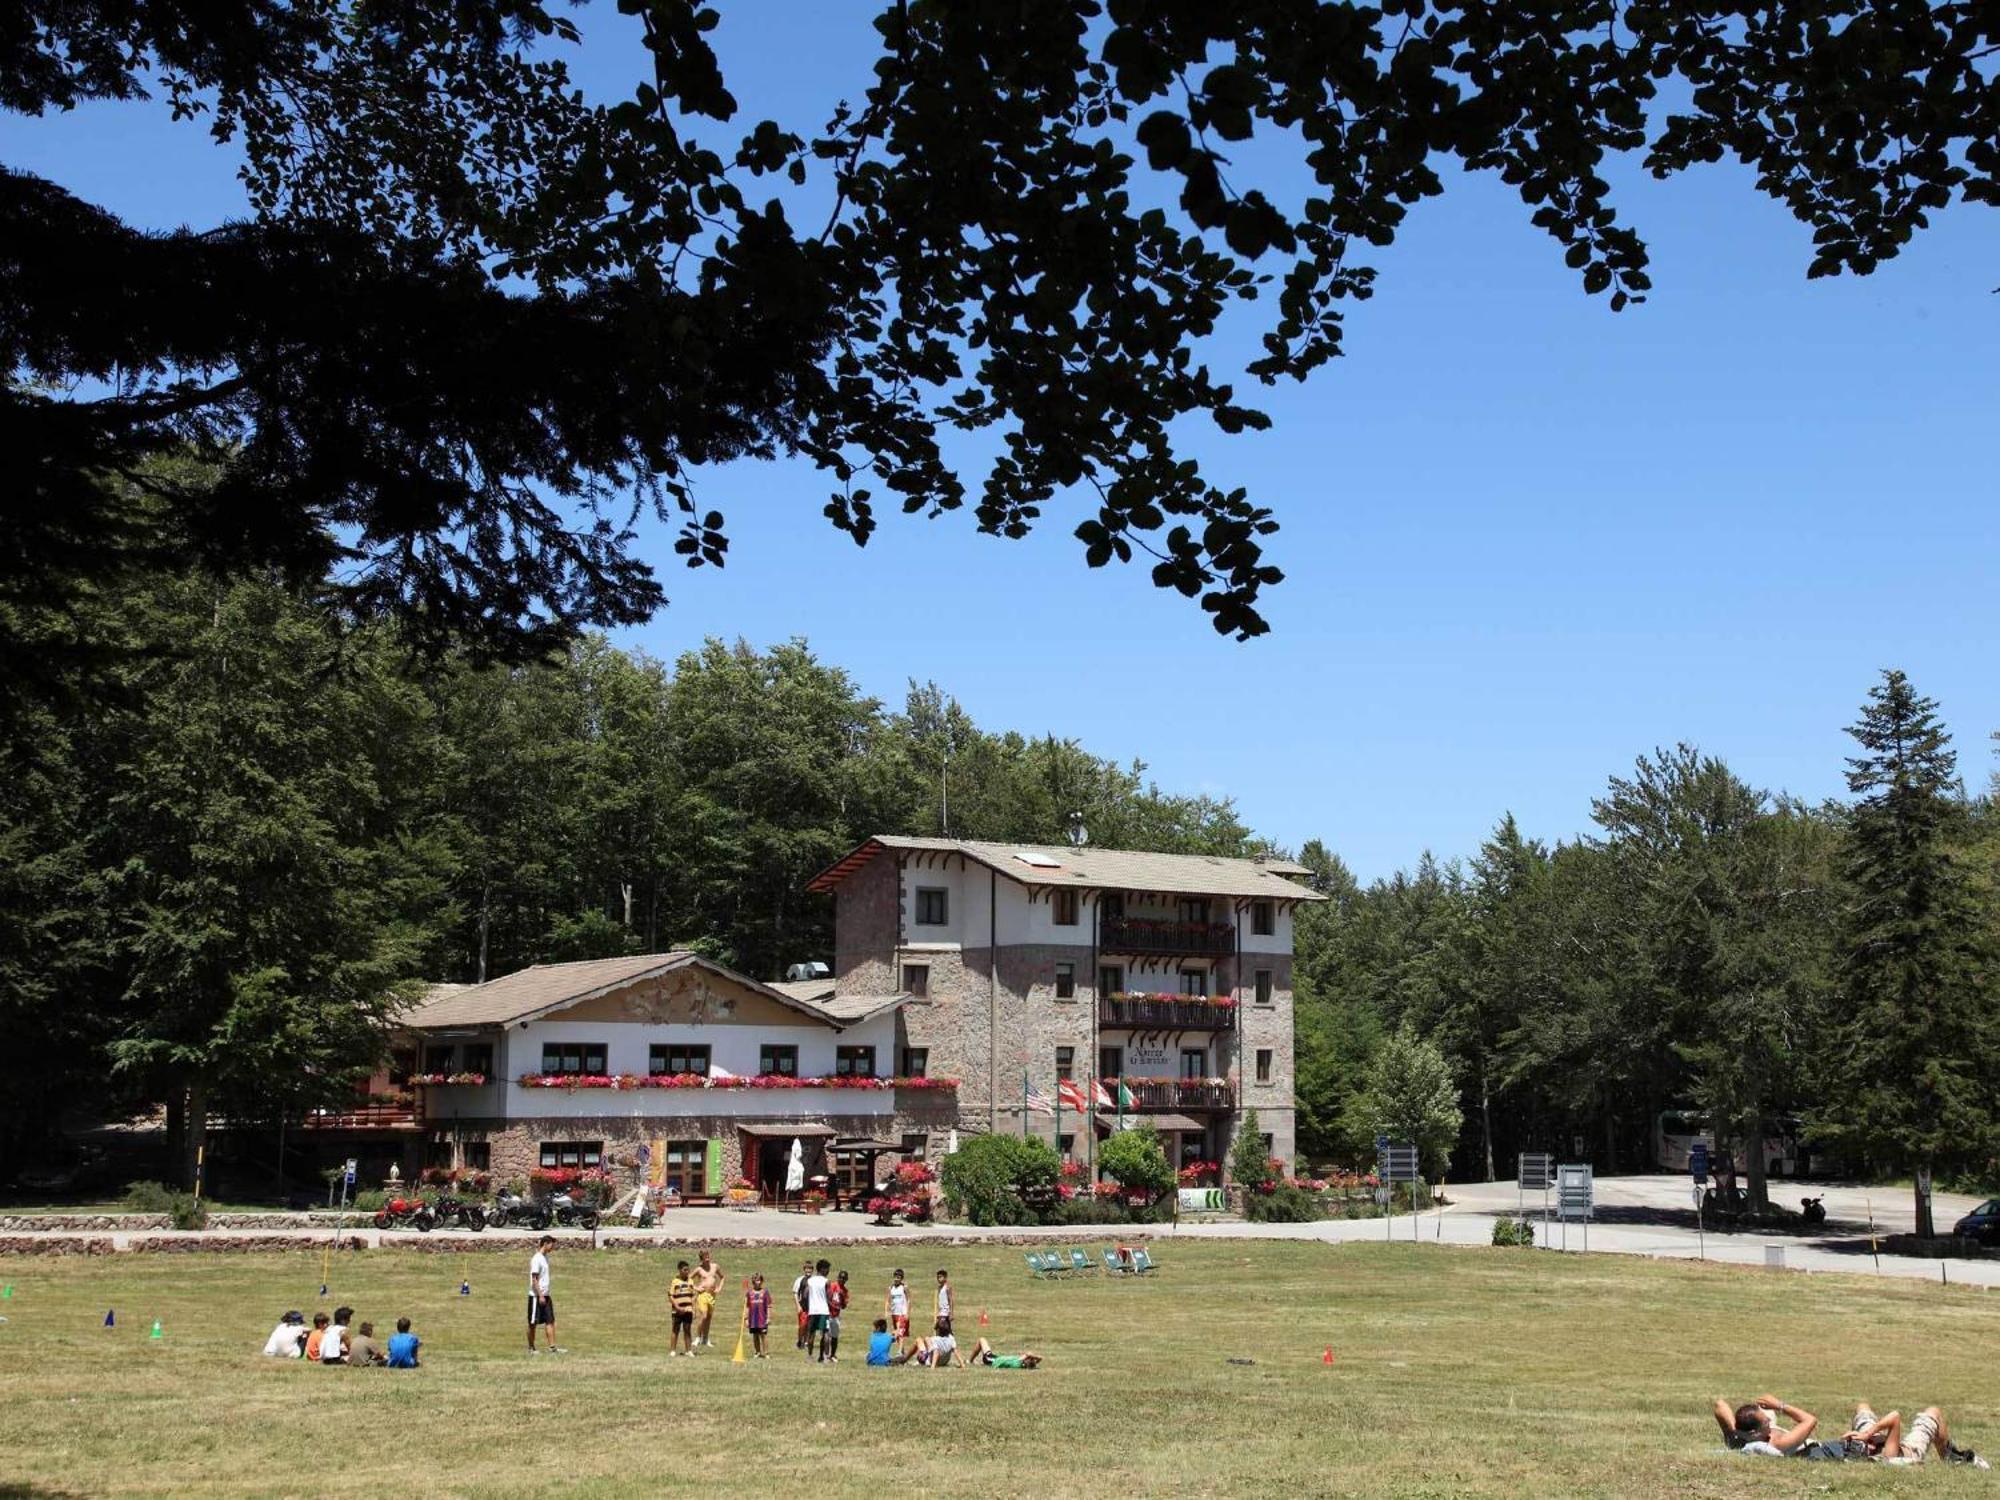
[807,835,1326,901]
[398,953,856,1031]
[764,978,909,1026]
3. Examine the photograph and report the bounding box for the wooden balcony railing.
[1098,916,1236,957]
[1098,995,1237,1031]
[1109,1077,1236,1112]
[300,1097,419,1131]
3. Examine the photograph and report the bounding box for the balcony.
[1111,1077,1236,1112]
[1098,995,1237,1031]
[1099,916,1236,957]
[300,1096,419,1132]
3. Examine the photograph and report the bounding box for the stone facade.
[822,847,1308,1175]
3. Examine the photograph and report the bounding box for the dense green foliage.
[1294,682,2000,1208]
[1343,1029,1464,1179]
[937,1133,1062,1227]
[1096,1125,1175,1200]
[9,2,1997,674]
[1242,1183,1320,1223]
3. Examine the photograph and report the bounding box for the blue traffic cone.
[459,1279,471,1297]
[104,1309,115,1327]
[319,1283,328,1297]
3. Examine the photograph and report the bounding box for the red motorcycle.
[372,1196,435,1231]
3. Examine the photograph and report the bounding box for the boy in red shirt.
[824,1268,851,1363]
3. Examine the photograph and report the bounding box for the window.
[539,1140,603,1170]
[1054,961,1076,1000]
[423,1137,454,1169]
[902,963,930,997]
[421,1043,455,1073]
[1057,1133,1075,1160]
[1180,1048,1207,1080]
[1256,1048,1273,1083]
[1177,897,1210,924]
[1251,900,1274,935]
[1100,892,1124,919]
[648,1043,710,1077]
[831,1151,873,1196]
[1255,969,1274,1006]
[915,887,949,925]
[462,1043,494,1077]
[463,1140,491,1171]
[900,1132,929,1157]
[1179,969,1209,998]
[759,1044,798,1077]
[1055,1046,1074,1081]
[1052,888,1079,926]
[661,1140,706,1197]
[835,1045,876,1077]
[1260,1133,1275,1161]
[1098,965,1123,996]
[901,1047,929,1079]
[540,1043,606,1076]
[1098,1046,1122,1083]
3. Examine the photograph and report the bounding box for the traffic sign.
[1689,1141,1710,1183]
[1517,1152,1554,1191]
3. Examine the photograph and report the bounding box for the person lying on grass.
[890,1332,959,1368]
[1712,1394,1826,1456]
[1712,1396,1987,1466]
[965,1337,1041,1369]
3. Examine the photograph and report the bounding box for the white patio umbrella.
[785,1137,806,1194]
[945,1129,959,1157]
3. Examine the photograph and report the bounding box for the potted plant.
[801,1188,827,1215]
[724,1178,758,1208]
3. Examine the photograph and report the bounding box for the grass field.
[1,1240,1996,1498]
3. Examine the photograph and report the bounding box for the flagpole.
[1054,1073,1062,1160]
[1021,1071,1028,1140]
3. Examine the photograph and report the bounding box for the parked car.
[1952,1199,2000,1245]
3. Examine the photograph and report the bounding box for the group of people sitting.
[262,1307,421,1368]
[1714,1393,1987,1466]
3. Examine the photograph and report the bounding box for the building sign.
[1124,1043,1174,1073]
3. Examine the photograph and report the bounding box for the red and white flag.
[1090,1077,1115,1110]
[1056,1078,1090,1114]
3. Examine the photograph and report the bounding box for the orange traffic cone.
[1321,1346,1334,1366]
[978,1308,990,1328]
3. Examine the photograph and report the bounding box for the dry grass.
[0,1239,1995,1498]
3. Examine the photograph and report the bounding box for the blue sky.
[10,9,1996,880]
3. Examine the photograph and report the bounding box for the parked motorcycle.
[548,1189,600,1231]
[372,1196,435,1231]
[430,1194,487,1231]
[1800,1195,1826,1227]
[487,1188,550,1231]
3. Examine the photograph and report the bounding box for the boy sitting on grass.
[387,1317,421,1369]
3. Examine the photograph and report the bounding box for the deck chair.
[1068,1247,1096,1275]
[1025,1251,1058,1280]
[1131,1246,1160,1274]
[1102,1247,1134,1275]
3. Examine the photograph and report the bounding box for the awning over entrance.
[829,1137,898,1153]
[1097,1111,1203,1133]
[736,1121,838,1138]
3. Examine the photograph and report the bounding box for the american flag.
[1023,1075,1055,1115]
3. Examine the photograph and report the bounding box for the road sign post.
[1379,1142,1419,1243]
[1518,1153,1554,1242]
[1556,1163,1594,1251]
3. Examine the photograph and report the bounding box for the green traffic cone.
[2,1284,13,1299]
[149,1319,163,1340]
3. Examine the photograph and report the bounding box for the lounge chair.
[1068,1247,1096,1275]
[1131,1246,1159,1274]
[1102,1247,1134,1275]
[1025,1251,1059,1280]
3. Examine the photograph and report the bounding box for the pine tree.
[1826,671,1996,1237]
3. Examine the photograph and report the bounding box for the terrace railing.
[1098,916,1236,957]
[1097,995,1237,1031]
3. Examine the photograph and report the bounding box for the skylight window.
[1013,850,1062,868]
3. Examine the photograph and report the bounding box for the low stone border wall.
[0,1215,172,1232]
[0,1211,364,1233]
[1881,1233,1998,1260]
[0,1228,1180,1256]
[0,1236,117,1256]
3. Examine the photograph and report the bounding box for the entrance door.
[756,1138,793,1201]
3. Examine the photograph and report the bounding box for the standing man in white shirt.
[527,1236,562,1354]
[933,1268,953,1338]
[804,1258,831,1362]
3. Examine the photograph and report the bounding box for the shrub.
[1047,1196,1134,1226]
[938,1133,1060,1226]
[1491,1214,1537,1248]
[1228,1108,1270,1188]
[1243,1183,1320,1223]
[1097,1125,1174,1201]
[121,1181,178,1214]
[349,1188,389,1211]
[167,1192,208,1231]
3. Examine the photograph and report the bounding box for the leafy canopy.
[8,0,1996,665]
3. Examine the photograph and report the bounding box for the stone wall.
[1236,955,1296,1166]
[832,851,900,997]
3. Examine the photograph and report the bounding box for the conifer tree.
[1825,671,1995,1237]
